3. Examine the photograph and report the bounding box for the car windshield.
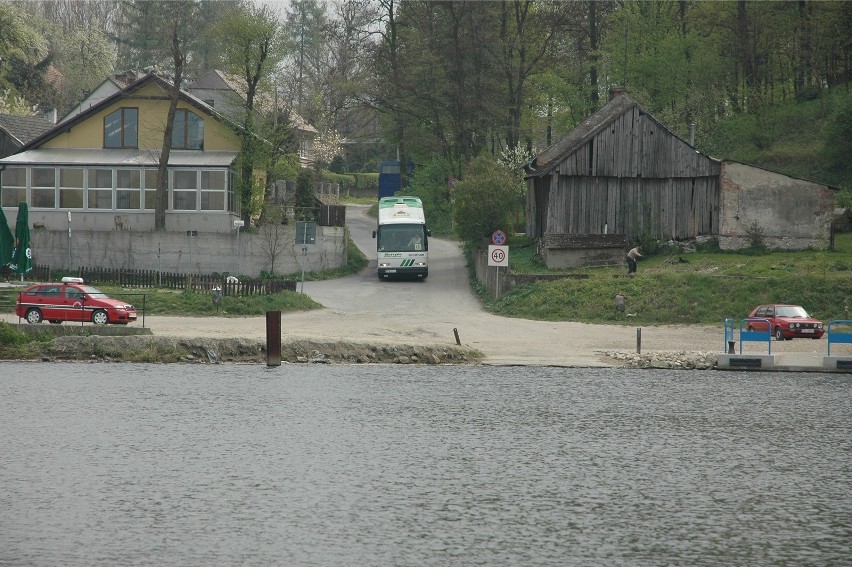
[776,306,809,318]
[80,285,109,299]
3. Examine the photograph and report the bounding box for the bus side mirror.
[372,230,376,238]
[426,229,432,237]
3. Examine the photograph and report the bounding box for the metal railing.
[827,320,852,357]
[721,318,773,354]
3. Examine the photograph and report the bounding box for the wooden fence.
[28,265,296,296]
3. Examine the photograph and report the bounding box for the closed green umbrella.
[0,208,13,267]
[10,202,32,280]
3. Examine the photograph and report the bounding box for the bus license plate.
[386,269,397,273]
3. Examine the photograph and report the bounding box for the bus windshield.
[378,225,427,252]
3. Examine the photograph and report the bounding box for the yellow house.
[0,73,251,234]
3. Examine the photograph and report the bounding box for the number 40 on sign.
[488,245,509,267]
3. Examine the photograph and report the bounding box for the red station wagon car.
[15,277,138,325]
[746,304,825,341]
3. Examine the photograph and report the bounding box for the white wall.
[25,225,347,278]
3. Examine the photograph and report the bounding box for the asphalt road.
[146,205,726,366]
[4,205,833,366]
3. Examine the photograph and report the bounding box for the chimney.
[609,87,627,101]
[44,108,58,124]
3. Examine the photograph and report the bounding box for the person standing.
[626,245,642,275]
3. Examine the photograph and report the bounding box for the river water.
[1,363,849,566]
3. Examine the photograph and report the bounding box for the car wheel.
[25,308,43,324]
[775,327,784,341]
[91,309,109,325]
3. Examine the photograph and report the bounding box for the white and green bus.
[372,196,430,280]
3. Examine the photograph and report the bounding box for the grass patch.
[0,321,54,359]
[281,232,368,281]
[483,233,852,325]
[0,232,369,319]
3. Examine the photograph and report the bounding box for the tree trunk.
[588,0,599,106]
[737,0,755,111]
[155,26,184,230]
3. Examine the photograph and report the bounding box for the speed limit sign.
[488,245,509,267]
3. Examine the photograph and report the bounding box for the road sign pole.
[496,266,500,298]
[300,246,307,294]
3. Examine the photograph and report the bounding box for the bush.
[821,95,852,179]
[403,157,457,236]
[320,170,356,191]
[453,155,524,244]
[745,221,768,252]
[0,321,29,346]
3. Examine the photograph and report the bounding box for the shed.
[525,93,721,268]
[526,91,837,265]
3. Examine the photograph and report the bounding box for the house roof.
[58,71,146,124]
[530,94,711,177]
[0,148,238,167]
[188,68,240,91]
[188,69,319,134]
[0,113,55,146]
[18,73,251,152]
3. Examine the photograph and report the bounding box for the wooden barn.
[525,92,721,268]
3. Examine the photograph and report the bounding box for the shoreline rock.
[23,335,481,365]
[4,331,719,369]
[605,350,718,370]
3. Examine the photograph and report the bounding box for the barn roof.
[528,93,702,177]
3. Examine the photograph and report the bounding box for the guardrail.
[739,318,772,354]
[827,320,852,356]
[723,318,851,357]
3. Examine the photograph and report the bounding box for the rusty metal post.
[453,328,461,346]
[266,310,281,367]
[636,327,642,354]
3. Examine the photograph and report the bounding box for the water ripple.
[1,363,849,566]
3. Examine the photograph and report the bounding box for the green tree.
[283,0,328,116]
[404,157,456,235]
[211,2,287,226]
[0,2,51,112]
[146,0,200,229]
[112,0,232,77]
[452,155,522,245]
[821,95,852,181]
[496,1,581,150]
[54,28,115,111]
[295,168,317,221]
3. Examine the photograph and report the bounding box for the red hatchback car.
[746,304,824,341]
[15,277,138,325]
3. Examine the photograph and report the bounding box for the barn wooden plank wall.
[545,176,719,240]
[533,106,721,241]
[555,109,718,178]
